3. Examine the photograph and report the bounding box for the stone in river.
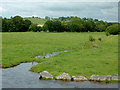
[55,72,71,80]
[39,71,53,80]
[72,76,88,81]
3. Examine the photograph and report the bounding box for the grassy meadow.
[2,32,118,77]
[24,18,46,25]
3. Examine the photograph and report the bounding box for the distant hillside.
[24,18,47,25]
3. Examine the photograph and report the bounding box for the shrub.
[106,32,110,36]
[89,35,95,42]
[98,37,102,41]
[106,24,119,35]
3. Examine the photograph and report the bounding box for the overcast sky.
[0,0,119,22]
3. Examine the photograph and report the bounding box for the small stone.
[39,71,53,80]
[72,76,88,81]
[55,72,71,80]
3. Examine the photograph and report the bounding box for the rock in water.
[112,76,120,81]
[72,76,88,81]
[106,75,112,81]
[90,75,112,81]
[97,75,108,81]
[55,72,71,80]
[90,75,99,81]
[39,71,53,79]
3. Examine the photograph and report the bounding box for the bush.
[106,32,110,36]
[106,24,119,35]
[98,37,102,41]
[89,35,95,42]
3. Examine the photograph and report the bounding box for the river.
[2,62,118,88]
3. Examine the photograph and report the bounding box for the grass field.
[24,18,46,25]
[2,32,118,77]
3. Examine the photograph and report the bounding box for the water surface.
[35,50,68,58]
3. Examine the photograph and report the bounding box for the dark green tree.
[2,18,15,32]
[65,17,84,32]
[23,20,32,32]
[95,21,107,32]
[29,24,40,32]
[86,20,96,32]
[43,20,54,32]
[43,20,64,32]
[11,16,25,32]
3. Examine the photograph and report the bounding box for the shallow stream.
[2,51,119,88]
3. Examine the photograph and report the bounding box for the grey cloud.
[1,2,118,22]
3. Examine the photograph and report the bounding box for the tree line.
[2,16,120,35]
[2,16,41,32]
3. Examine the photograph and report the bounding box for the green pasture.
[24,18,46,25]
[2,32,118,77]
